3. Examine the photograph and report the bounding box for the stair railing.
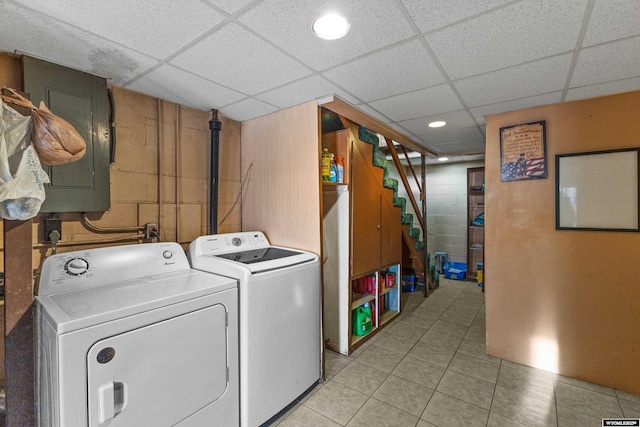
[385,137,430,296]
[384,137,424,230]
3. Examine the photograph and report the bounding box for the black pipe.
[107,88,116,163]
[209,109,222,235]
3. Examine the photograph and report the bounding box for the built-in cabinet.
[467,167,485,281]
[322,126,402,356]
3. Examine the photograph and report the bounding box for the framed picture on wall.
[556,148,640,231]
[500,120,547,182]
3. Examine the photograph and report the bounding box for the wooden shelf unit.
[467,167,485,281]
[322,126,402,356]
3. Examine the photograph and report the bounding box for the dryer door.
[87,304,228,426]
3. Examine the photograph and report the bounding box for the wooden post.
[3,219,35,427]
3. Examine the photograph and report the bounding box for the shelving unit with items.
[349,264,400,348]
[467,167,485,282]
[321,114,404,356]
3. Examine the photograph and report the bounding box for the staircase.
[357,127,439,291]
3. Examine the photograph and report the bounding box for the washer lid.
[214,247,302,264]
[189,232,318,274]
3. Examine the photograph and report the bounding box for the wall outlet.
[44,218,62,242]
[145,223,158,239]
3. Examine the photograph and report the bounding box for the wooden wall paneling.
[240,101,321,255]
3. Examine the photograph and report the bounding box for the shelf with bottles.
[350,273,377,309]
[377,265,400,327]
[321,129,349,185]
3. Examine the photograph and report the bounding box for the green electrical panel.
[22,55,111,213]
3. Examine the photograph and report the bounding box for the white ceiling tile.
[387,123,417,139]
[238,0,415,71]
[12,0,224,59]
[205,0,255,14]
[220,98,279,122]
[470,92,562,124]
[368,84,462,121]
[323,39,445,102]
[401,0,513,33]
[432,139,486,154]
[399,110,478,137]
[126,65,245,111]
[255,75,359,108]
[566,76,640,101]
[455,54,572,107]
[582,0,640,47]
[421,126,484,145]
[355,104,392,124]
[571,37,640,87]
[170,23,312,95]
[0,2,158,85]
[426,0,586,79]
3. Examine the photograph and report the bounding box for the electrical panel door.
[22,55,110,212]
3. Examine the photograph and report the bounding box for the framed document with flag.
[500,121,547,182]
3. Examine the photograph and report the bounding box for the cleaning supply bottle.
[329,154,337,182]
[321,148,331,181]
[336,156,344,183]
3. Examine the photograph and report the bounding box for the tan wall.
[1,51,242,388]
[0,53,241,271]
[240,101,322,255]
[485,90,640,394]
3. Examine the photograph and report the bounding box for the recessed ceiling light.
[437,157,449,162]
[312,14,350,40]
[428,120,447,128]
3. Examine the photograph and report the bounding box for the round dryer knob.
[64,258,89,276]
[162,250,173,259]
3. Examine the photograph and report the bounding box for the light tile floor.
[270,278,640,427]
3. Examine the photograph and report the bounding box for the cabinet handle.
[376,224,381,230]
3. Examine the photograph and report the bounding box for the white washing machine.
[36,242,239,427]
[188,232,321,427]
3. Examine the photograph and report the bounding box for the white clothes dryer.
[188,232,321,427]
[36,242,239,427]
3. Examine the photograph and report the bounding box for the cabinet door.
[380,190,402,267]
[350,136,381,276]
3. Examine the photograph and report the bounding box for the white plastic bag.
[0,100,50,220]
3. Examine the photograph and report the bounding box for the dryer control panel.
[38,243,190,296]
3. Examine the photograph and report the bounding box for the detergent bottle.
[352,303,373,336]
[329,154,337,182]
[321,148,331,181]
[336,156,344,183]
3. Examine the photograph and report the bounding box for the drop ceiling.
[1,0,639,157]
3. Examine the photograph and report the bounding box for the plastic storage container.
[443,262,467,280]
[401,274,415,292]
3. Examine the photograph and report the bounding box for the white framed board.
[556,148,640,231]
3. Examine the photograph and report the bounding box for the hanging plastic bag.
[0,100,50,220]
[1,88,86,165]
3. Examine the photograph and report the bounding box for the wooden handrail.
[385,137,423,230]
[398,144,422,196]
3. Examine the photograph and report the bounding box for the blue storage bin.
[443,262,467,280]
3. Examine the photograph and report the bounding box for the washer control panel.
[201,231,269,254]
